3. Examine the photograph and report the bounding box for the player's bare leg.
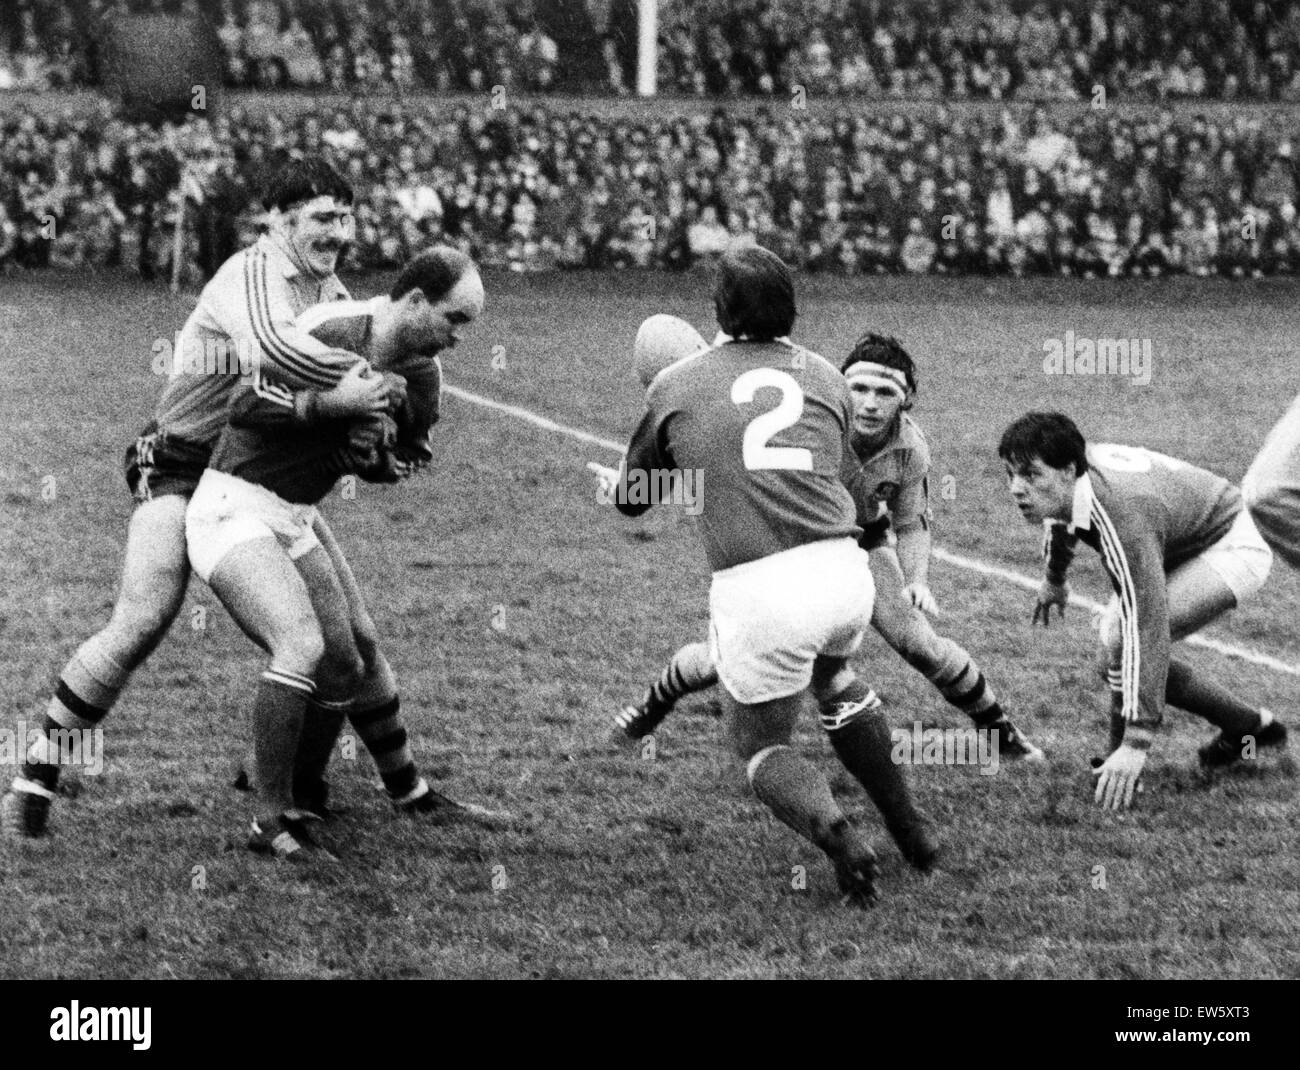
[295,517,512,827]
[1243,393,1300,568]
[614,641,717,743]
[869,547,1043,760]
[1098,557,1285,764]
[726,688,880,907]
[3,496,190,839]
[207,538,334,860]
[811,654,939,872]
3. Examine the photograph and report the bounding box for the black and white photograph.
[1,0,1297,1011]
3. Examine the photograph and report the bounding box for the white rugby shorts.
[1243,393,1300,568]
[708,537,874,705]
[186,469,322,582]
[1099,508,1272,651]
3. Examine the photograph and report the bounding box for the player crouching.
[1001,412,1287,810]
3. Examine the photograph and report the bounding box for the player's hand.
[379,372,408,413]
[587,460,621,503]
[347,413,397,453]
[1091,744,1147,810]
[1032,579,1070,627]
[903,583,938,616]
[318,363,387,418]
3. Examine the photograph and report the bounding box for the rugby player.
[615,330,1043,762]
[606,247,937,906]
[1001,412,1287,810]
[1242,393,1300,569]
[187,247,503,859]
[3,156,387,838]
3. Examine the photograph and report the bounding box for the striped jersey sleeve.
[1088,483,1170,730]
[196,242,365,392]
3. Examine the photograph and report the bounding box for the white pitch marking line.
[445,382,1300,679]
[930,547,1300,678]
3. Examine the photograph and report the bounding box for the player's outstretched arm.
[611,408,671,517]
[222,249,371,390]
[1033,522,1077,626]
[894,522,936,614]
[229,364,390,428]
[1091,507,1167,811]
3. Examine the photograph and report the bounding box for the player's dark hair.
[261,155,354,212]
[713,245,797,341]
[998,412,1089,476]
[391,246,475,302]
[840,333,917,396]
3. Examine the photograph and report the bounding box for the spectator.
[686,202,731,263]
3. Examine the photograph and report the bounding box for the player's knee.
[351,614,380,673]
[318,647,364,699]
[810,660,856,704]
[106,587,184,666]
[275,618,327,678]
[892,624,938,673]
[727,710,792,762]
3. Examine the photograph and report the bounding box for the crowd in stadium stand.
[6,0,1300,101]
[4,100,1300,280]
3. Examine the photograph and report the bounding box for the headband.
[843,360,909,397]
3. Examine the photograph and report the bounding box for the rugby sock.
[349,696,419,799]
[339,650,420,799]
[921,638,1002,726]
[646,641,717,710]
[22,638,127,791]
[253,669,314,817]
[1165,658,1262,737]
[746,744,844,843]
[293,696,350,806]
[820,681,932,863]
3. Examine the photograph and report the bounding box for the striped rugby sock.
[348,697,419,800]
[924,640,1002,726]
[646,641,717,711]
[23,638,127,791]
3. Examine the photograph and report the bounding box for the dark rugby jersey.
[846,413,933,543]
[618,338,861,572]
[208,297,442,504]
[1042,443,1241,730]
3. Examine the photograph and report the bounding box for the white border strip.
[444,383,1300,679]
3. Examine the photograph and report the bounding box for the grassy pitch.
[0,269,1297,979]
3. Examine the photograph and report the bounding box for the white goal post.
[637,0,658,97]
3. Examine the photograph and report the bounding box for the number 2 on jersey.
[731,368,813,471]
